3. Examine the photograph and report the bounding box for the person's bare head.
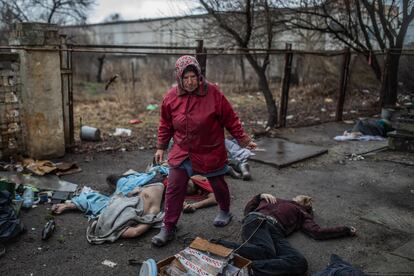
[292,195,313,208]
[187,179,197,195]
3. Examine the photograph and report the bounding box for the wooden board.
[250,137,328,168]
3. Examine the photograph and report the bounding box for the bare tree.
[103,13,123,23]
[198,0,283,128]
[0,0,96,44]
[279,0,414,107]
[0,0,96,25]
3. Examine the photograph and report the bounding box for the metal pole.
[380,49,390,108]
[336,47,351,121]
[278,43,293,128]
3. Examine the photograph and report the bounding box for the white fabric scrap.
[334,135,385,141]
[102,260,117,268]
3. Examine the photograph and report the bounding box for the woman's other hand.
[154,149,165,164]
[260,193,277,204]
[246,141,257,150]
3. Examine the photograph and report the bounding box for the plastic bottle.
[22,187,34,208]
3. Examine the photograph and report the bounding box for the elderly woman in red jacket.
[152,55,256,246]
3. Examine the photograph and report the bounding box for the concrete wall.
[0,53,23,160]
[10,23,65,159]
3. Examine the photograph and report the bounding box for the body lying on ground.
[181,174,217,213]
[341,118,394,140]
[87,183,164,244]
[52,181,165,242]
[314,254,365,276]
[225,138,254,180]
[51,171,217,241]
[213,193,357,276]
[51,165,168,217]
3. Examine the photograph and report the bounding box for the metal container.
[80,126,101,141]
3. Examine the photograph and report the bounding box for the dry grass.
[72,68,380,153]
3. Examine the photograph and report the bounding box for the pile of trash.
[0,157,82,257]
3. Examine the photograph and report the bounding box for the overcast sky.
[88,0,200,23]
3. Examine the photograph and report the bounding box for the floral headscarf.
[175,55,206,96]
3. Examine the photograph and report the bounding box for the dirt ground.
[1,121,413,275]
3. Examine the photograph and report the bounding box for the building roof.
[61,13,209,28]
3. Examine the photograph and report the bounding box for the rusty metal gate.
[59,35,74,150]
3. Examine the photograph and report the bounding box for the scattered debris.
[321,108,327,112]
[102,260,117,268]
[348,153,365,161]
[54,162,82,176]
[41,220,56,241]
[146,104,158,111]
[129,119,143,124]
[324,98,333,103]
[105,74,119,90]
[286,115,294,120]
[23,159,56,176]
[113,128,132,137]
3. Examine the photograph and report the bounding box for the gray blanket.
[86,192,164,244]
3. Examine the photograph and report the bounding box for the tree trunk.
[257,69,278,128]
[369,53,382,81]
[382,49,401,107]
[239,56,246,88]
[243,54,278,128]
[97,54,106,83]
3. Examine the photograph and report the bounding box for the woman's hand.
[246,141,257,150]
[260,193,277,204]
[154,149,165,164]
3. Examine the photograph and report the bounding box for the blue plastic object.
[139,259,157,276]
[22,187,34,208]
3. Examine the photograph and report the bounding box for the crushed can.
[42,219,56,240]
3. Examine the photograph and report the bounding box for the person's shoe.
[151,227,175,247]
[227,166,242,179]
[239,162,251,181]
[213,210,233,227]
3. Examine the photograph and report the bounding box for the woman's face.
[182,71,199,92]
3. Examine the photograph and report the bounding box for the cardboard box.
[157,237,251,275]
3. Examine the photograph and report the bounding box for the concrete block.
[19,50,65,159]
[388,131,414,153]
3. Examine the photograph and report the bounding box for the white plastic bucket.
[80,126,101,141]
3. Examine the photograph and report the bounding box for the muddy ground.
[1,122,414,276]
